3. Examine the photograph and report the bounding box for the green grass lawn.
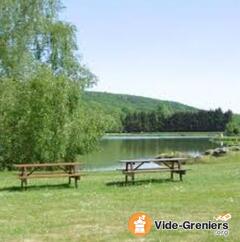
[0,153,239,242]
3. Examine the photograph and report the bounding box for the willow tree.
[0,0,96,84]
[0,1,108,168]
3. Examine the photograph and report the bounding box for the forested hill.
[83,91,235,133]
[83,91,198,115]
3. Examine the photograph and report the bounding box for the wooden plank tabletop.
[14,163,81,168]
[120,158,187,163]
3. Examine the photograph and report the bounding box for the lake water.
[81,135,217,171]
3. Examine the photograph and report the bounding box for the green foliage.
[83,91,197,132]
[0,68,107,169]
[84,92,233,133]
[233,114,240,128]
[224,114,240,136]
[122,109,232,133]
[225,120,240,136]
[233,114,240,122]
[65,104,112,161]
[84,91,197,114]
[0,1,107,168]
[0,0,96,85]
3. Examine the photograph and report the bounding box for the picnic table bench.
[14,163,81,189]
[119,158,188,183]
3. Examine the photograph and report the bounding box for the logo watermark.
[128,212,231,237]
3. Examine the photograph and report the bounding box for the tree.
[121,109,233,133]
[225,121,240,136]
[0,1,107,168]
[0,0,96,85]
[155,105,167,131]
[0,68,108,168]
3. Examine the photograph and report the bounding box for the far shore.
[104,131,221,139]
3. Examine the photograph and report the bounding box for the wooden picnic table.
[14,162,81,189]
[119,158,188,183]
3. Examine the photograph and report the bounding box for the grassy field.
[0,153,239,242]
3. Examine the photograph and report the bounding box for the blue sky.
[63,0,240,113]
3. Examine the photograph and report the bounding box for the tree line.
[122,108,233,132]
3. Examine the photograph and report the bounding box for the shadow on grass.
[0,183,75,192]
[106,178,180,187]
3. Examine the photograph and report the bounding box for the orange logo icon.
[128,212,152,236]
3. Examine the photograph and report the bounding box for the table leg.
[23,167,27,190]
[75,178,77,188]
[177,161,182,181]
[180,173,183,181]
[74,177,79,188]
[130,162,134,183]
[125,163,129,184]
[68,166,72,185]
[170,162,174,180]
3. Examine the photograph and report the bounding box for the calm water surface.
[81,135,217,171]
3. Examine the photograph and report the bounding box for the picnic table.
[119,158,188,183]
[14,163,81,189]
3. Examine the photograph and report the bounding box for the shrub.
[0,68,108,169]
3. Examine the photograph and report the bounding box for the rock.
[204,147,230,157]
[205,149,214,155]
[212,147,229,157]
[229,146,240,151]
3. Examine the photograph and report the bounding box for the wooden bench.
[14,163,81,189]
[119,158,188,183]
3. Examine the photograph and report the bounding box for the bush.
[225,121,240,136]
[0,68,108,169]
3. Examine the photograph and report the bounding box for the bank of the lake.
[0,152,239,241]
[105,131,221,138]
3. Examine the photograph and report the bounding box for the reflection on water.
[81,136,217,171]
